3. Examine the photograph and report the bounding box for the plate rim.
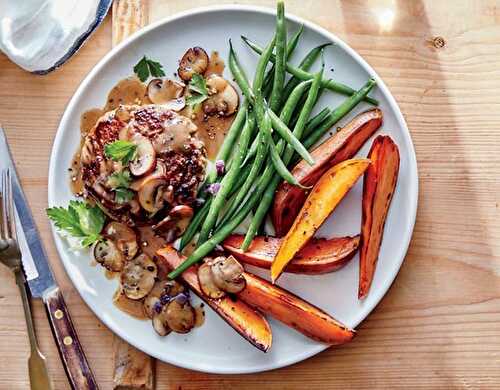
[48,4,419,374]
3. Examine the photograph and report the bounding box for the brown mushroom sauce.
[70,47,238,336]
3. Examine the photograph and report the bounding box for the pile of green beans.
[168,0,378,279]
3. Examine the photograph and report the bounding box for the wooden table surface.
[1,0,500,388]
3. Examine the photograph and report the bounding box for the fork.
[0,169,53,390]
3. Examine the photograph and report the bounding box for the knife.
[0,127,99,390]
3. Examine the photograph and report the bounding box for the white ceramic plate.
[48,5,418,374]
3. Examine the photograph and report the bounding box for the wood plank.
[111,2,155,389]
[0,1,499,389]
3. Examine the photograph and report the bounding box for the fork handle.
[43,287,99,390]
[15,270,53,390]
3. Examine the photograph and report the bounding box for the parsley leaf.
[189,74,208,95]
[47,200,105,247]
[133,56,166,82]
[115,188,134,204]
[104,140,137,165]
[186,73,208,107]
[107,170,131,189]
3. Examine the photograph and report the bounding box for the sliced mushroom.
[103,222,138,260]
[138,177,167,213]
[93,239,125,272]
[211,255,246,294]
[163,280,186,297]
[147,78,184,102]
[202,75,239,116]
[143,295,160,319]
[130,161,166,191]
[152,205,193,234]
[165,298,195,333]
[121,254,158,300]
[130,134,156,176]
[152,309,172,336]
[178,47,209,81]
[197,261,226,299]
[143,279,184,318]
[80,138,95,165]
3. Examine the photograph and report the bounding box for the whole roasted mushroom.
[177,47,209,81]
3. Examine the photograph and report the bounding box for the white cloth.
[0,0,111,73]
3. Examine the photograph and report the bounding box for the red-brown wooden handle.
[43,287,99,390]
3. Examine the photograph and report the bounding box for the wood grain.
[1,0,500,389]
[111,3,155,390]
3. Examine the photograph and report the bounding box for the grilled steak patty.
[80,104,206,226]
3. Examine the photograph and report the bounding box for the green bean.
[168,181,264,279]
[206,99,249,183]
[268,129,308,188]
[269,1,286,112]
[268,110,314,165]
[262,24,304,98]
[303,107,331,138]
[303,78,377,149]
[253,36,276,95]
[242,79,312,167]
[241,67,324,250]
[228,40,255,101]
[230,42,313,166]
[179,164,253,250]
[179,198,211,251]
[197,111,256,245]
[241,36,379,106]
[281,43,331,104]
[224,79,311,224]
[221,126,267,222]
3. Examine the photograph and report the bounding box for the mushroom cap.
[121,253,158,300]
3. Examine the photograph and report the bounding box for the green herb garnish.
[133,56,166,82]
[104,140,137,165]
[107,170,132,189]
[186,73,209,107]
[115,188,134,204]
[47,200,105,247]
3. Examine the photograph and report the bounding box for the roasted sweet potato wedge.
[156,246,272,352]
[272,109,383,236]
[238,272,355,345]
[223,234,360,274]
[359,135,400,299]
[271,159,371,282]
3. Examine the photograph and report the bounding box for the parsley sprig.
[47,201,105,247]
[107,170,134,204]
[133,56,165,82]
[186,74,209,107]
[104,140,137,165]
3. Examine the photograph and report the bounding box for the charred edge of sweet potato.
[272,109,383,237]
[223,235,360,274]
[239,272,356,345]
[156,247,272,352]
[359,135,400,299]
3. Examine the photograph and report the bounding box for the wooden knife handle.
[43,287,99,390]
